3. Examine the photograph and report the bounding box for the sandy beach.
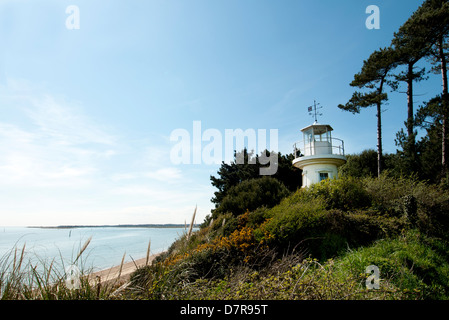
[89,252,163,284]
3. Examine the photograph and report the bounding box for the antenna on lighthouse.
[308,100,323,123]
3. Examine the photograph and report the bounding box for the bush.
[257,208,404,260]
[212,176,291,219]
[339,149,379,178]
[303,176,372,211]
[364,173,449,238]
[254,197,329,256]
[253,176,407,259]
[247,206,271,229]
[210,213,239,238]
[326,209,405,248]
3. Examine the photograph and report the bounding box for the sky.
[0,0,443,226]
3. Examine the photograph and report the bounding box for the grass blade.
[187,205,197,240]
[74,236,92,264]
[145,240,151,266]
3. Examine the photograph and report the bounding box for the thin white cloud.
[25,94,116,146]
[0,79,215,226]
[0,79,117,187]
[145,167,182,182]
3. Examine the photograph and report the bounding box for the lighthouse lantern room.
[292,102,347,188]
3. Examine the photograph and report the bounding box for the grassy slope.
[126,175,449,300]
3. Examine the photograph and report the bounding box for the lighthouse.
[292,102,346,188]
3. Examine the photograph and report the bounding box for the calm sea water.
[0,226,187,272]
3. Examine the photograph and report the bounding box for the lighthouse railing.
[293,137,345,158]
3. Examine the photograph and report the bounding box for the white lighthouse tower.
[292,101,346,188]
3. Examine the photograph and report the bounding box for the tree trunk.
[377,80,384,178]
[407,62,416,165]
[377,101,383,177]
[438,36,449,174]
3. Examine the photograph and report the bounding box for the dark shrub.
[212,176,291,219]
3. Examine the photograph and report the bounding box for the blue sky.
[0,0,442,226]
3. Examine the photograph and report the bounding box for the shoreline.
[27,224,196,229]
[89,252,164,284]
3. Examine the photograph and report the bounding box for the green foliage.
[252,176,406,259]
[339,149,379,178]
[338,46,398,114]
[176,256,369,300]
[337,230,449,299]
[364,173,449,238]
[209,212,239,238]
[212,176,291,219]
[130,252,421,300]
[304,176,372,210]
[209,149,301,212]
[257,197,328,251]
[247,206,271,229]
[339,149,410,180]
[210,149,259,208]
[415,95,446,182]
[270,152,303,191]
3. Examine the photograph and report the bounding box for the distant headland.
[28,224,199,229]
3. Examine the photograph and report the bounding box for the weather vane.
[308,100,323,123]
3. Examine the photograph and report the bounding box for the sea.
[0,226,188,273]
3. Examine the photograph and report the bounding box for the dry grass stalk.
[111,281,130,297]
[187,205,197,240]
[74,236,92,263]
[145,240,151,266]
[117,252,126,281]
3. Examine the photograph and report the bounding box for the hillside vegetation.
[126,174,449,300]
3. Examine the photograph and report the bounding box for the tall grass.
[0,238,123,300]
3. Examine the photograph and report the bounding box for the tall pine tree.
[421,0,449,172]
[391,0,449,171]
[338,47,398,177]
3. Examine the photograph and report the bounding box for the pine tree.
[415,96,444,181]
[391,0,449,171]
[421,0,449,172]
[338,47,397,177]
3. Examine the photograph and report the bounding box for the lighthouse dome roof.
[300,123,333,135]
